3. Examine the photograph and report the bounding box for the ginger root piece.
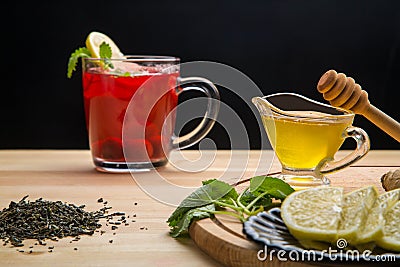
[381,169,400,191]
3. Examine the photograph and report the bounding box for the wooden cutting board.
[188,166,397,267]
[188,179,294,267]
[189,213,313,267]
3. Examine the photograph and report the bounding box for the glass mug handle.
[320,126,370,174]
[171,77,220,149]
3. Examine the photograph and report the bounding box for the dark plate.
[243,207,400,266]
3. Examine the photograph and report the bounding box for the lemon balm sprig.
[67,31,125,78]
[167,176,294,237]
[67,42,114,78]
[67,47,91,78]
[98,42,114,70]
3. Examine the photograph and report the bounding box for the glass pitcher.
[252,93,370,189]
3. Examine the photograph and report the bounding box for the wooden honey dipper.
[317,69,400,142]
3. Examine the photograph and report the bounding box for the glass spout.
[252,96,273,116]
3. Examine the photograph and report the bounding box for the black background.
[6,1,400,150]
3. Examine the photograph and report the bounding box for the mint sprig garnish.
[67,41,114,78]
[99,42,114,69]
[67,47,91,78]
[167,176,294,237]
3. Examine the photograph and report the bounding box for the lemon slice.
[337,186,378,243]
[281,186,343,243]
[85,31,124,59]
[356,188,400,244]
[377,201,400,252]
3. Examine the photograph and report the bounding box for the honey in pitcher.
[262,111,352,170]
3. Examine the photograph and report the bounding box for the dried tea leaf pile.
[0,196,109,247]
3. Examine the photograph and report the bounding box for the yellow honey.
[262,111,352,169]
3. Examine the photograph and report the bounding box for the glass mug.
[82,56,220,172]
[252,93,370,188]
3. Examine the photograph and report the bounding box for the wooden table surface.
[0,149,399,267]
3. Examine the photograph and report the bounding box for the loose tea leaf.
[0,196,108,247]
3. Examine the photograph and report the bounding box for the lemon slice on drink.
[85,31,125,59]
[280,186,343,243]
[356,188,400,244]
[337,186,378,243]
[377,201,400,251]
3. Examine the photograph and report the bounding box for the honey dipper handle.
[364,105,400,142]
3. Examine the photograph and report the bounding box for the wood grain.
[0,150,399,267]
[189,166,399,267]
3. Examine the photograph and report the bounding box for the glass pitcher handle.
[172,77,220,150]
[320,126,370,174]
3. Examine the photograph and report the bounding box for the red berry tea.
[82,69,179,169]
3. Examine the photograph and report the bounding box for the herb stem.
[230,198,238,208]
[236,189,251,214]
[247,206,264,216]
[214,201,242,212]
[245,191,270,211]
[209,210,245,222]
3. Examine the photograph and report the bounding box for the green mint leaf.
[67,47,91,78]
[167,206,188,228]
[167,176,293,238]
[167,180,234,227]
[201,178,239,203]
[99,41,112,58]
[202,179,217,185]
[177,180,235,208]
[239,190,272,208]
[169,204,215,237]
[249,176,295,200]
[218,186,239,206]
[99,41,114,69]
